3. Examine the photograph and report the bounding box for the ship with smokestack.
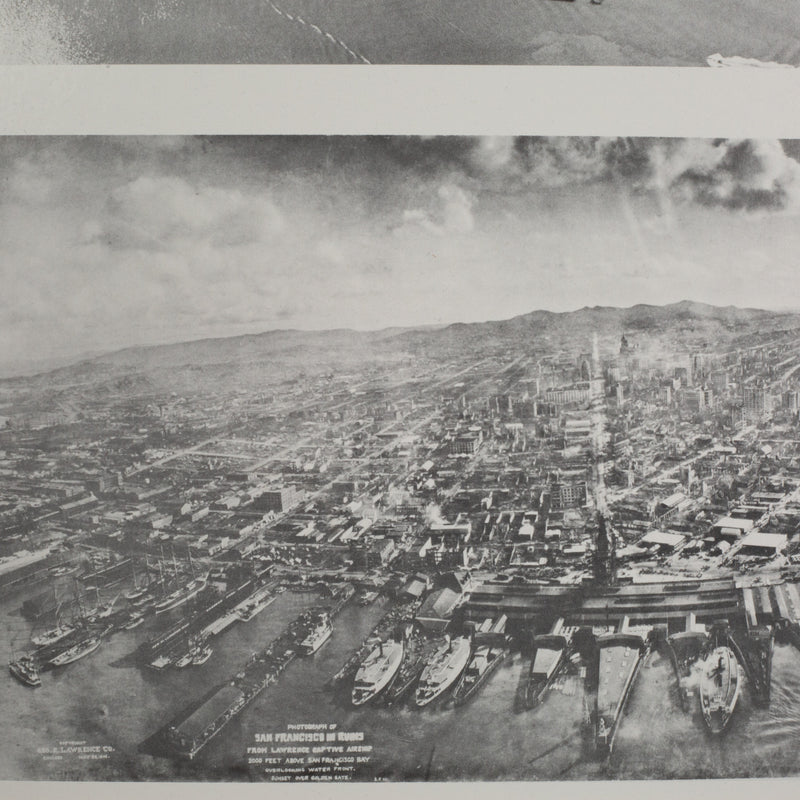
[352,636,405,706]
[699,623,742,734]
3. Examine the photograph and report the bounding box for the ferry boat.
[234,586,276,622]
[452,644,505,706]
[154,572,208,614]
[49,636,102,667]
[415,636,472,707]
[525,634,568,708]
[352,639,404,706]
[699,646,741,734]
[298,612,332,655]
[31,623,76,648]
[9,654,41,687]
[595,633,645,754]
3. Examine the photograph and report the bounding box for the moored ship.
[9,654,42,687]
[525,633,568,708]
[352,638,404,706]
[234,585,276,622]
[699,646,741,734]
[298,612,333,655]
[31,622,77,648]
[48,636,102,667]
[595,632,646,754]
[154,572,209,615]
[452,643,505,706]
[415,636,471,707]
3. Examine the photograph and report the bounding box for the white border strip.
[2,66,800,136]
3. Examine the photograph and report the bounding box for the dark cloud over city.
[2,137,800,369]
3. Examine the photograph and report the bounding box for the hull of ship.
[526,636,568,709]
[352,642,404,706]
[49,638,101,667]
[700,646,741,734]
[236,595,276,622]
[300,627,332,655]
[9,662,41,687]
[154,586,201,614]
[415,638,472,708]
[453,648,506,707]
[32,626,76,648]
[595,634,645,755]
[192,648,213,666]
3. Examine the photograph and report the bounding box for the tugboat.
[298,612,333,655]
[352,638,404,706]
[525,633,568,708]
[414,636,472,707]
[48,636,102,667]
[699,646,741,734]
[9,654,42,688]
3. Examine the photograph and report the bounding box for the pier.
[142,583,355,760]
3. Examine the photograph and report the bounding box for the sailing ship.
[48,636,102,667]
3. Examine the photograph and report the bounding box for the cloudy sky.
[2,136,800,370]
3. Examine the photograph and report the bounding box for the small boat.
[352,639,404,706]
[699,646,741,734]
[452,644,505,706]
[415,636,472,707]
[9,655,42,688]
[49,637,102,667]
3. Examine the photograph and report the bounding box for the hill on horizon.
[3,300,798,395]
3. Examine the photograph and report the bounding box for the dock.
[144,582,355,760]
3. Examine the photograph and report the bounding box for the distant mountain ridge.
[4,300,797,390]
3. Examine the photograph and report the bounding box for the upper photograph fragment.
[2,0,799,66]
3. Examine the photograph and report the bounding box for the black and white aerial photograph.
[3,135,800,783]
[1,0,799,66]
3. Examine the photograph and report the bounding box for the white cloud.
[85,175,285,251]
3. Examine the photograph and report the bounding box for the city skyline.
[4,136,800,370]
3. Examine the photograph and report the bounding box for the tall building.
[742,385,773,422]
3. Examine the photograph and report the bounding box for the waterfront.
[4,583,800,781]
[3,0,799,65]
